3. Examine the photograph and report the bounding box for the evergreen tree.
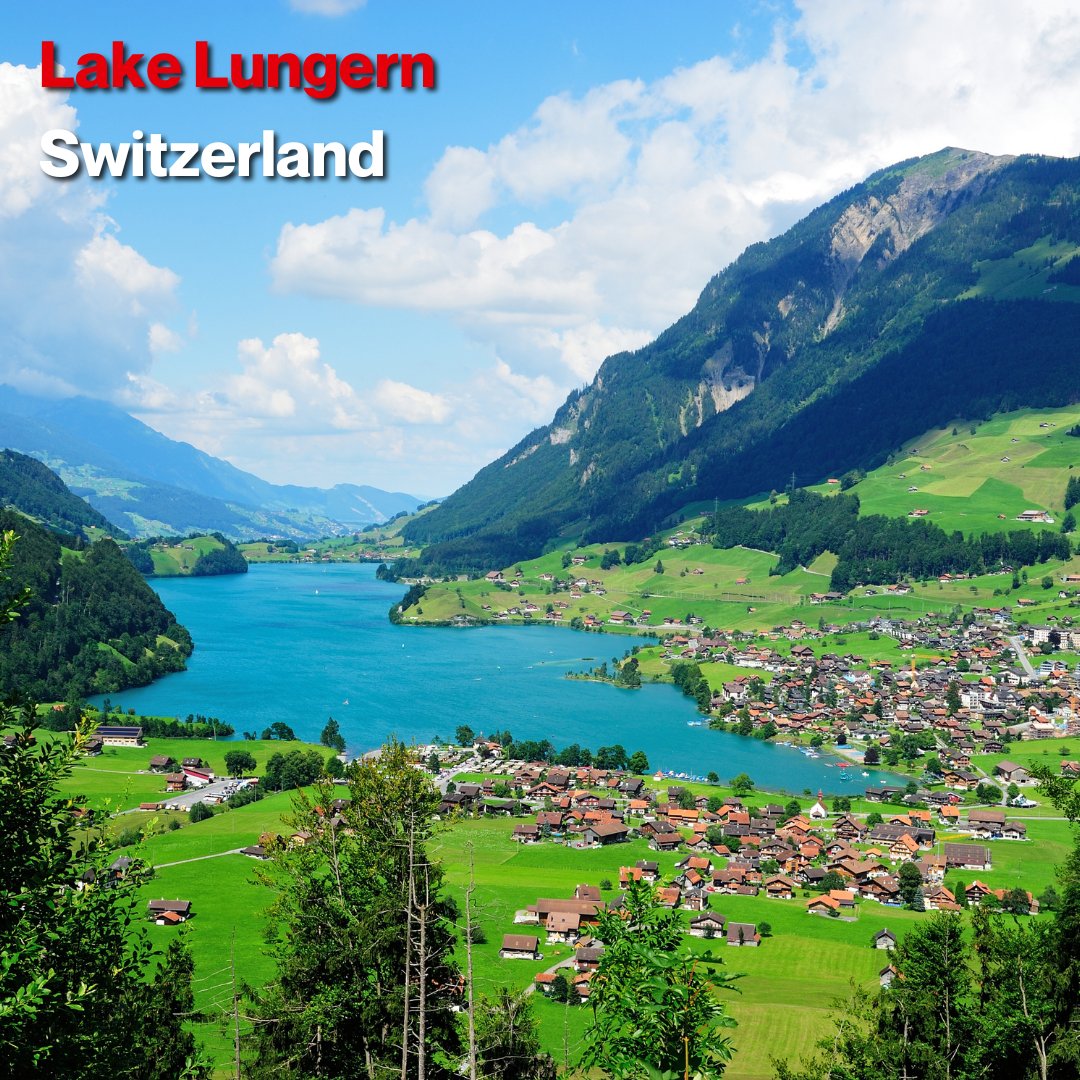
[247,738,461,1077]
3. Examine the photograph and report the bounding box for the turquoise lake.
[99,563,907,795]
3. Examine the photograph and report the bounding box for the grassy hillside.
[401,404,1080,633]
[240,506,433,563]
[781,405,1080,535]
[97,776,1072,1080]
[148,534,227,575]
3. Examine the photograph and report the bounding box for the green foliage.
[188,800,215,823]
[190,535,248,575]
[472,988,555,1080]
[729,772,755,795]
[0,531,202,1077]
[261,749,327,791]
[628,749,650,774]
[455,724,475,746]
[245,739,460,1077]
[260,721,297,741]
[399,153,1080,573]
[0,510,193,700]
[0,449,123,539]
[580,879,740,1078]
[224,749,257,776]
[320,716,346,752]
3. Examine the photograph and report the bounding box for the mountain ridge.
[0,385,424,539]
[399,148,1080,573]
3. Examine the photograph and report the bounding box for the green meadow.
[403,405,1080,635]
[147,534,229,575]
[45,737,1074,1080]
[58,735,332,812]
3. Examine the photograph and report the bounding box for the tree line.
[701,489,1074,592]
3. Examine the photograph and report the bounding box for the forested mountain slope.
[0,449,123,539]
[0,509,192,699]
[401,148,1080,574]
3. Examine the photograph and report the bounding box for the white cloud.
[287,0,366,14]
[373,379,452,425]
[148,322,183,357]
[0,62,84,220]
[76,232,180,315]
[271,0,1080,403]
[0,63,181,398]
[224,333,371,429]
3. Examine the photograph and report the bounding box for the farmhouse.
[98,725,144,747]
[688,912,728,938]
[873,928,897,950]
[500,934,541,960]
[726,922,761,946]
[943,843,992,871]
[147,899,192,924]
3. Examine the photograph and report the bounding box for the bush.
[188,800,215,823]
[115,826,142,848]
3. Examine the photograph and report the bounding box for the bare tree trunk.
[418,862,429,1080]
[401,820,415,1080]
[464,844,478,1080]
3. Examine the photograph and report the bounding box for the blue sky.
[2,1,1079,497]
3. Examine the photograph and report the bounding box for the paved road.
[523,955,578,996]
[1008,634,1038,680]
[154,848,245,869]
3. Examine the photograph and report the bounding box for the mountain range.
[0,386,423,539]
[399,147,1080,574]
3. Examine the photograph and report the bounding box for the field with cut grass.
[57,735,334,811]
[790,405,1080,537]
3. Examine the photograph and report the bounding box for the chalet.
[873,928,897,950]
[581,822,629,846]
[994,761,1029,784]
[524,898,604,927]
[944,843,992,871]
[880,964,899,989]
[575,944,605,971]
[149,755,172,772]
[165,773,187,793]
[512,824,541,844]
[545,912,582,944]
[98,725,144,747]
[500,934,541,960]
[763,875,797,900]
[240,845,269,859]
[147,899,191,924]
[806,895,841,916]
[688,911,728,937]
[650,833,684,853]
[726,922,761,946]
